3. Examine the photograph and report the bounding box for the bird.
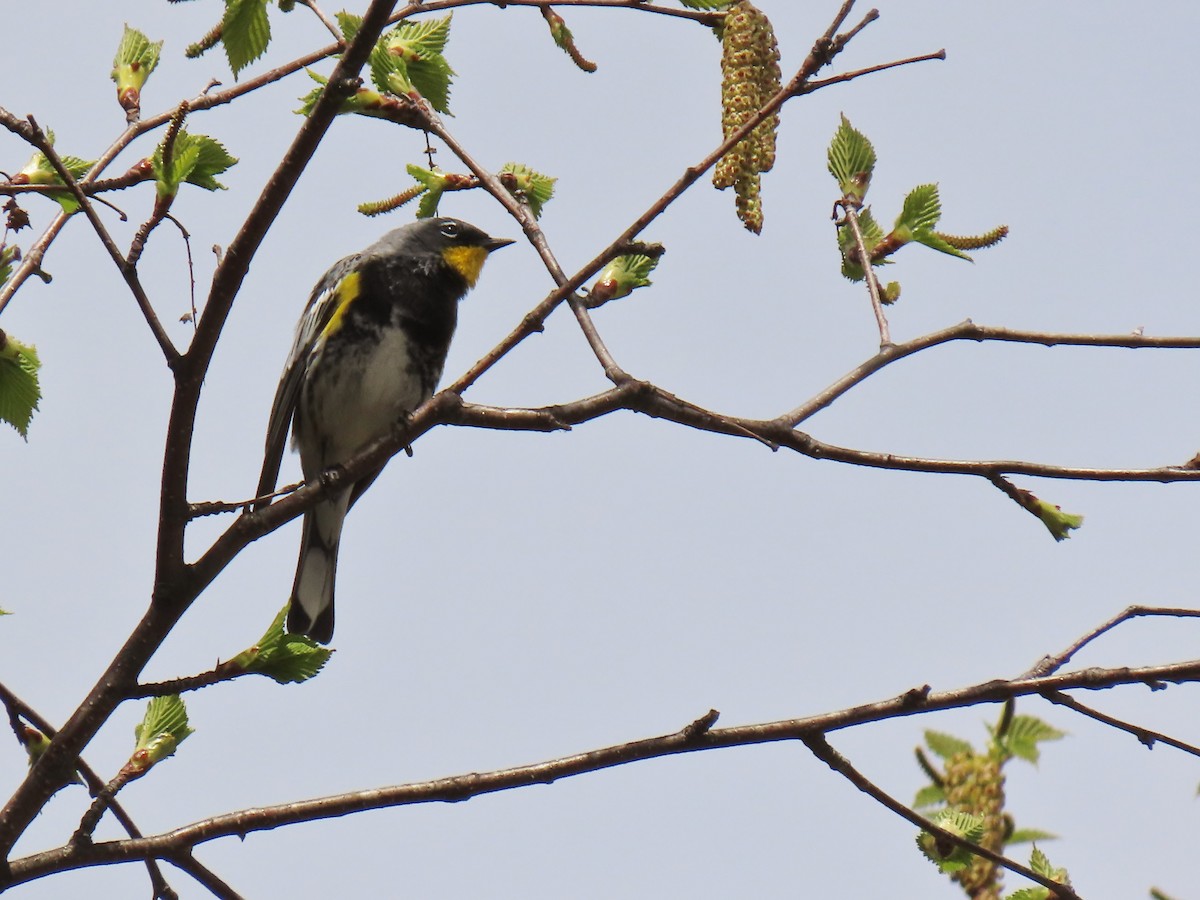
[254,217,514,643]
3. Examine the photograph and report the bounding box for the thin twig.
[128,103,189,269]
[1023,605,1200,678]
[799,50,948,96]
[162,213,199,330]
[1041,690,1200,758]
[0,111,180,364]
[415,0,722,25]
[424,119,629,381]
[132,662,252,699]
[299,0,346,41]
[840,201,891,345]
[166,853,246,900]
[777,319,1200,428]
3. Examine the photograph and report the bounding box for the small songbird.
[255,217,514,643]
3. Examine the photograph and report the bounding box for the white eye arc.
[440,220,460,238]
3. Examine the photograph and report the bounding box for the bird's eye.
[439,220,460,238]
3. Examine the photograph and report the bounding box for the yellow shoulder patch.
[442,245,489,288]
[320,270,362,339]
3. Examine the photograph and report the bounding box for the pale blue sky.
[3,3,1199,897]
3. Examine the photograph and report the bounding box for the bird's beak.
[485,236,516,252]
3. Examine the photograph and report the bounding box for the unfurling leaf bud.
[126,695,194,777]
[587,250,663,307]
[111,26,164,118]
[498,162,557,219]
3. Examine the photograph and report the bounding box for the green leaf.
[0,330,41,439]
[405,164,449,218]
[152,130,237,199]
[16,135,95,215]
[232,605,333,684]
[379,14,455,113]
[1026,844,1070,885]
[388,12,452,57]
[111,25,164,111]
[369,39,415,98]
[924,730,973,760]
[678,0,734,8]
[996,715,1066,764]
[129,695,194,774]
[1006,889,1052,900]
[895,183,941,235]
[336,10,362,42]
[0,243,18,285]
[1002,845,1070,897]
[498,162,556,218]
[913,783,945,809]
[1007,827,1058,845]
[415,188,443,218]
[827,114,876,201]
[1028,844,1053,875]
[406,53,454,113]
[222,0,271,77]
[187,134,238,190]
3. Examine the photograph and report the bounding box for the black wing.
[252,253,362,510]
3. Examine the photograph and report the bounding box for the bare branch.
[423,119,629,381]
[1042,690,1200,759]
[800,50,948,95]
[165,853,245,900]
[778,319,1200,428]
[298,0,346,42]
[8,648,1200,888]
[839,200,892,345]
[0,110,180,364]
[1024,605,1200,678]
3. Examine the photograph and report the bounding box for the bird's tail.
[288,490,352,644]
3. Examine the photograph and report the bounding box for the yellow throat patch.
[442,245,489,288]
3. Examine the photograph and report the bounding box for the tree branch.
[0,110,180,364]
[0,682,178,899]
[1022,605,1200,678]
[8,645,1198,888]
[778,319,1200,428]
[1041,690,1200,759]
[0,0,404,863]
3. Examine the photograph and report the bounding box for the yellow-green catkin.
[943,751,1006,900]
[714,1,780,232]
